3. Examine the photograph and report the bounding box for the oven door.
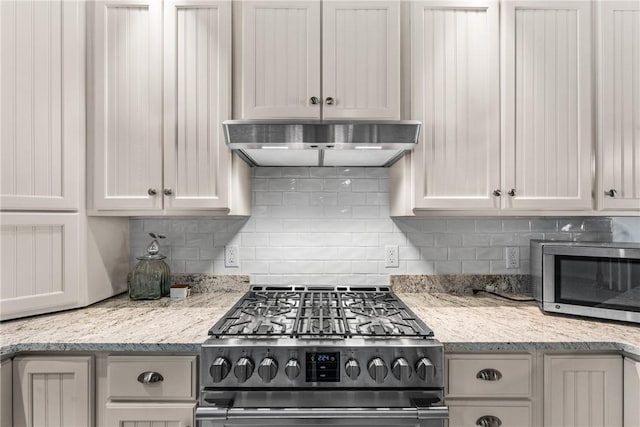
[196,390,448,427]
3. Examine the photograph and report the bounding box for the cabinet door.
[104,403,194,427]
[625,358,640,427]
[90,0,163,210]
[411,0,500,210]
[597,1,640,211]
[0,0,81,210]
[240,1,321,118]
[1,360,11,427]
[13,356,92,427]
[0,213,79,321]
[544,355,622,427]
[163,0,232,210]
[322,0,400,119]
[502,1,592,210]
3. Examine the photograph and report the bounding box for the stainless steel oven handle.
[197,406,448,420]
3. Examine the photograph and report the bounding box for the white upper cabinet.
[322,1,400,119]
[0,0,81,211]
[90,0,163,211]
[241,1,321,118]
[597,1,640,211]
[502,0,593,211]
[239,0,400,119]
[89,0,249,214]
[163,0,233,210]
[411,0,500,210]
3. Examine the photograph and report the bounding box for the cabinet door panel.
[0,0,81,210]
[91,0,163,210]
[241,1,321,118]
[323,0,400,119]
[104,403,194,427]
[598,2,640,211]
[164,0,232,210]
[412,1,500,209]
[503,1,592,210]
[13,356,92,427]
[449,401,532,427]
[625,358,640,427]
[544,355,622,427]
[0,213,79,321]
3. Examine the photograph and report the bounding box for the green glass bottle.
[129,233,171,300]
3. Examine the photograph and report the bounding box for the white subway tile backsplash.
[129,167,617,281]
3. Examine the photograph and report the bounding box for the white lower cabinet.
[624,357,640,427]
[97,355,198,427]
[544,354,623,427]
[445,353,537,427]
[1,359,11,427]
[12,356,93,427]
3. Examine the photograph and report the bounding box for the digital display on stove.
[306,352,340,382]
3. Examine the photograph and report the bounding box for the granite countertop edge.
[2,341,639,360]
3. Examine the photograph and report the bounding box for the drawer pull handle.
[137,371,164,384]
[476,415,502,427]
[476,368,502,381]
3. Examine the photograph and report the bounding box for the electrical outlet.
[506,247,519,269]
[225,245,240,267]
[384,245,399,268]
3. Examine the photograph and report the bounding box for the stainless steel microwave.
[531,240,640,324]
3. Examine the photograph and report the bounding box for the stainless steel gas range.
[196,285,448,427]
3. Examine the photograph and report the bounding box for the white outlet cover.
[385,245,399,268]
[506,247,519,269]
[225,245,240,267]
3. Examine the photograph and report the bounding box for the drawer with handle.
[446,354,533,398]
[106,355,197,400]
[449,400,532,427]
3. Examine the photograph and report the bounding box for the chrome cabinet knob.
[606,189,617,197]
[234,357,255,383]
[285,359,300,380]
[147,188,158,196]
[210,357,231,383]
[416,357,435,381]
[507,188,516,197]
[163,188,173,196]
[492,189,502,197]
[310,96,320,105]
[391,357,412,381]
[258,357,278,383]
[325,97,335,105]
[476,415,502,427]
[367,357,388,383]
[345,359,361,380]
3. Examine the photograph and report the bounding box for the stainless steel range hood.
[223,120,421,167]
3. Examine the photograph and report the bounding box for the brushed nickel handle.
[508,188,516,197]
[163,188,173,196]
[492,189,502,197]
[325,97,335,105]
[606,189,617,197]
[137,371,164,384]
[310,96,320,105]
[476,415,502,427]
[148,188,158,196]
[476,368,502,381]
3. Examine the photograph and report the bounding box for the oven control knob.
[285,359,301,380]
[391,357,412,381]
[258,357,279,383]
[367,358,388,383]
[345,359,361,380]
[210,357,231,383]
[416,357,435,381]
[234,357,255,383]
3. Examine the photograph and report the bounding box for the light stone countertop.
[1,290,639,358]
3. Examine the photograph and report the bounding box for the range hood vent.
[223,120,421,167]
